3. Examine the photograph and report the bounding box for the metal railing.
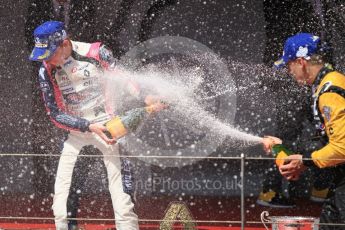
[0,152,345,229]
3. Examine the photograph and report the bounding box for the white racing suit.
[38,41,139,230]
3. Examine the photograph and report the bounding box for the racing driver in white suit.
[29,21,139,230]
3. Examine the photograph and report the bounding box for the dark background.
[1,0,345,227]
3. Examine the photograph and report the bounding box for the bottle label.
[105,117,128,139]
[275,151,289,167]
[272,144,293,167]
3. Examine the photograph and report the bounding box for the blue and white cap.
[274,33,321,68]
[29,21,67,61]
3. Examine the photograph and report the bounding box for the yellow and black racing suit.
[306,66,345,167]
[304,65,345,229]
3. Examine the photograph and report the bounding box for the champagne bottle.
[104,103,165,139]
[271,144,293,167]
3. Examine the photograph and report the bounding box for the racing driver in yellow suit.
[272,33,345,230]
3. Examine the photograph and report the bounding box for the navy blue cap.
[274,33,321,68]
[29,21,67,61]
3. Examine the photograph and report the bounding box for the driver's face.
[287,59,307,85]
[46,45,64,66]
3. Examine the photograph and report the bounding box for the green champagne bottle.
[104,103,165,139]
[271,144,293,166]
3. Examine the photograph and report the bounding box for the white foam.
[103,64,262,148]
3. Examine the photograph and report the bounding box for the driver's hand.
[89,123,117,145]
[279,154,306,181]
[261,136,282,155]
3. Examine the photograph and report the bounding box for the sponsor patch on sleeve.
[40,82,50,91]
[322,106,332,122]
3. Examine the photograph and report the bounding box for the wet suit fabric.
[38,41,139,230]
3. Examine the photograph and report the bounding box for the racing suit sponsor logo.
[319,123,325,131]
[59,74,69,81]
[40,82,50,91]
[65,93,84,104]
[83,78,97,87]
[60,82,72,89]
[329,127,334,135]
[64,90,99,104]
[39,67,47,79]
[61,87,74,93]
[63,59,73,67]
[121,158,133,194]
[83,69,90,78]
[322,106,331,122]
[57,75,72,88]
